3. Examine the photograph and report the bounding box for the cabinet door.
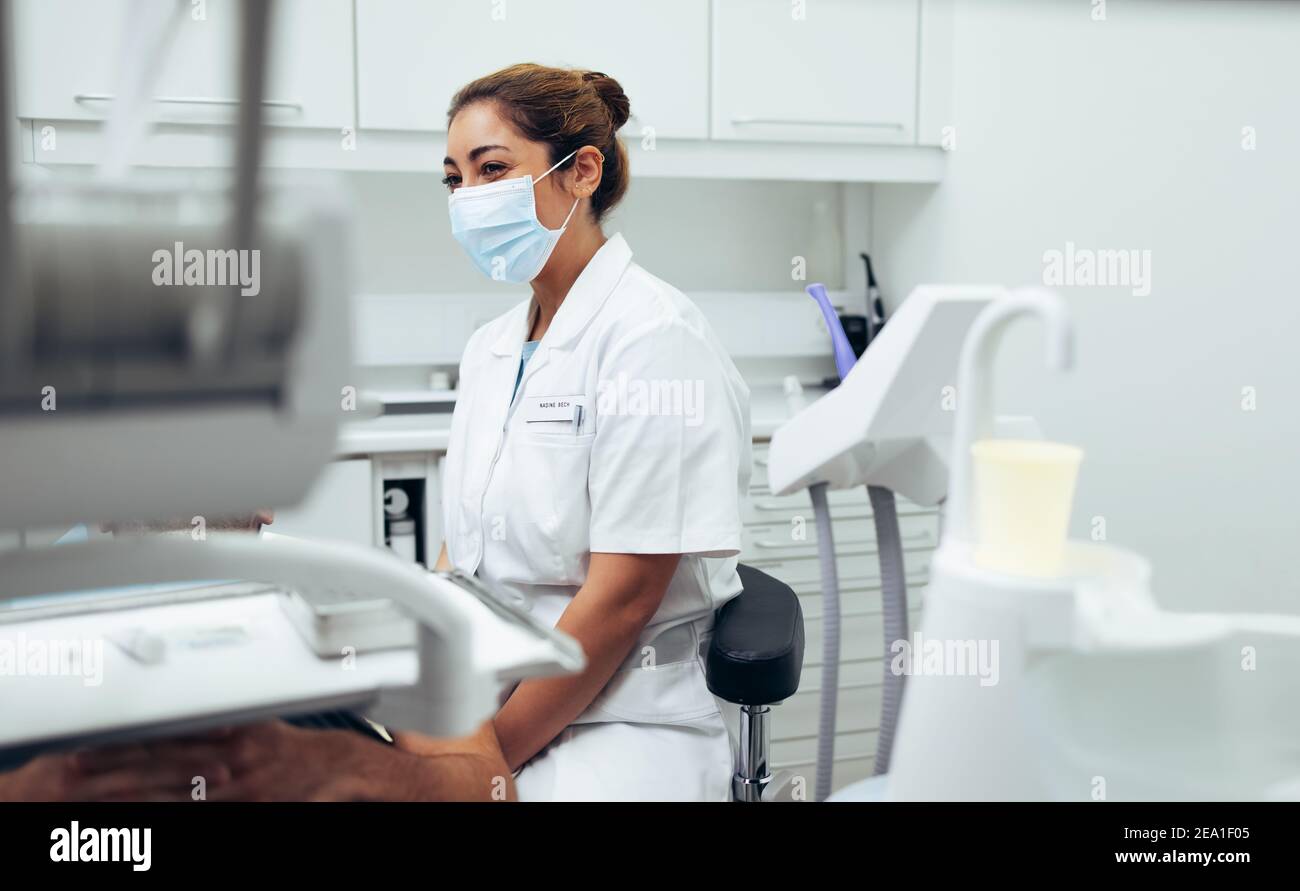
[12,0,353,129]
[356,0,709,139]
[712,0,919,145]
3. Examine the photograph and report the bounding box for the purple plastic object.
[806,283,859,379]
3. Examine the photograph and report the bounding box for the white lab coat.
[442,233,751,801]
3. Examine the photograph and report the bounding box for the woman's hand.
[492,552,681,772]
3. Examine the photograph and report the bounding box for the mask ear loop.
[538,148,605,229]
[535,150,578,184]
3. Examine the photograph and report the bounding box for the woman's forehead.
[446,103,532,163]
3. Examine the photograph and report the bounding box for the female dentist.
[437,64,751,801]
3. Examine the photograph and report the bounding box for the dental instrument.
[783,283,998,799]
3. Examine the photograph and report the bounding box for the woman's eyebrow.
[468,144,510,161]
[442,144,511,166]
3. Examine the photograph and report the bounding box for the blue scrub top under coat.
[513,340,539,401]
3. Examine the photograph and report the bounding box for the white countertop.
[336,382,828,456]
[337,412,454,455]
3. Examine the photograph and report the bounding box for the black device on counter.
[862,252,887,343]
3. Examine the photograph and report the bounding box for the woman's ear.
[568,145,605,200]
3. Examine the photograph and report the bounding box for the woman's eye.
[441,174,461,191]
[481,162,507,178]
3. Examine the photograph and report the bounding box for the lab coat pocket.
[508,432,595,585]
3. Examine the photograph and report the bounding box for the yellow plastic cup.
[970,439,1084,578]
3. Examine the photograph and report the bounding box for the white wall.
[872,0,1300,612]
[346,171,849,295]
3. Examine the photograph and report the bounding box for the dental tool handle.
[805,283,859,380]
[860,253,886,337]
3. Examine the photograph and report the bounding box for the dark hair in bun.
[582,70,631,130]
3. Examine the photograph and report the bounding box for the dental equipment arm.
[771,286,1002,795]
[803,282,911,786]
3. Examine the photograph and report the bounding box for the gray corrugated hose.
[811,483,909,795]
[809,482,839,802]
[868,484,908,775]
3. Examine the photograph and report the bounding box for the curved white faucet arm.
[0,534,467,644]
[946,288,1074,545]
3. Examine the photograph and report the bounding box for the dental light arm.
[0,0,16,372]
[0,0,586,747]
[0,0,329,530]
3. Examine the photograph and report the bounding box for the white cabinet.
[711,0,920,145]
[12,0,354,129]
[355,0,710,139]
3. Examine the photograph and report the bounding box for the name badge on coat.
[520,395,589,433]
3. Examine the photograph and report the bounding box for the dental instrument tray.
[0,536,585,756]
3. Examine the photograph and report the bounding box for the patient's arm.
[0,720,513,802]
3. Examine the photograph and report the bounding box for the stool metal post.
[733,703,772,802]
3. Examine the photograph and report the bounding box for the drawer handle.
[749,504,935,521]
[74,93,304,111]
[731,115,905,130]
[752,501,804,512]
[751,531,931,550]
[791,575,929,595]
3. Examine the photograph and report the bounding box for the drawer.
[802,608,926,665]
[743,549,934,589]
[778,678,883,738]
[742,512,939,561]
[773,730,876,768]
[743,487,937,526]
[771,733,879,794]
[796,655,893,694]
[797,583,926,620]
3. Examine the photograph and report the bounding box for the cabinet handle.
[731,115,905,130]
[75,93,303,111]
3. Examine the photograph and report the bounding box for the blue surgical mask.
[447,150,579,283]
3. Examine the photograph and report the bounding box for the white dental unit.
[769,284,1300,801]
[0,0,582,762]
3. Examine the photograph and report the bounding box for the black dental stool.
[706,564,805,802]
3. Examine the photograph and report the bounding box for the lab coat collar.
[488,233,633,357]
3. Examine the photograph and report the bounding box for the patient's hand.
[1,720,513,802]
[68,722,372,801]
